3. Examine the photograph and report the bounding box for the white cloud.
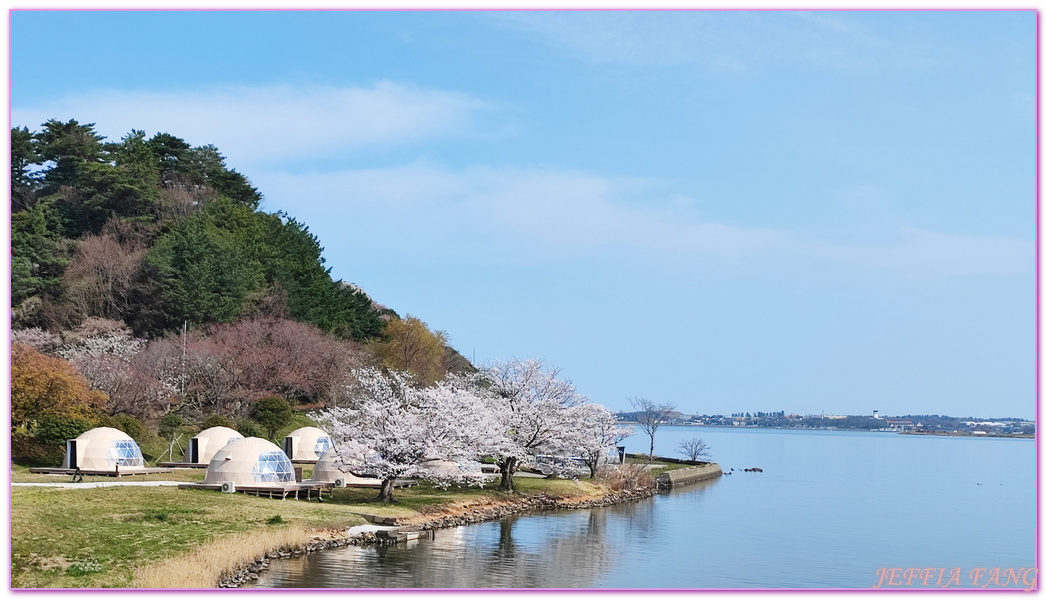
[11,82,493,169]
[487,11,937,72]
[254,163,1031,278]
[255,162,783,266]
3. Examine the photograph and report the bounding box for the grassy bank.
[11,469,656,588]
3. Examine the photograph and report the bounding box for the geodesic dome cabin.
[62,427,146,471]
[202,437,295,487]
[282,426,333,462]
[183,426,243,465]
[417,459,484,479]
[418,459,462,477]
[309,448,381,485]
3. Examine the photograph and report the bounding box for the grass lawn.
[622,455,698,478]
[11,464,316,484]
[10,467,613,588]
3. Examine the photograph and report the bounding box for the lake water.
[249,426,1036,589]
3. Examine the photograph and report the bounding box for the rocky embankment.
[217,486,656,588]
[408,487,656,530]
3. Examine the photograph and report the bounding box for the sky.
[8,9,1036,419]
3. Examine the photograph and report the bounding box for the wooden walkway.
[28,467,173,477]
[156,462,208,468]
[178,482,331,500]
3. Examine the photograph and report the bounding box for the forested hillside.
[10,120,472,463]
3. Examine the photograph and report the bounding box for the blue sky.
[9,10,1036,418]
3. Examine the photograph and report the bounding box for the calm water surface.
[250,427,1035,588]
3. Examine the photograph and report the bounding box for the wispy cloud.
[257,162,780,264]
[805,228,1034,277]
[11,82,494,169]
[487,11,937,72]
[254,162,1031,278]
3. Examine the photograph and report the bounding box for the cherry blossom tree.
[482,358,590,491]
[57,317,144,361]
[10,328,61,354]
[318,369,495,502]
[53,318,170,421]
[568,403,634,479]
[128,317,367,422]
[74,353,168,420]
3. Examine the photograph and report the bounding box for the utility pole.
[180,321,187,399]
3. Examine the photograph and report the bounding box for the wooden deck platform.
[28,467,173,477]
[327,479,410,489]
[157,462,208,468]
[178,482,332,500]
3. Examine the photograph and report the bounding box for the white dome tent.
[418,459,466,477]
[62,427,146,471]
[183,426,243,465]
[282,426,333,462]
[202,437,295,487]
[308,448,382,487]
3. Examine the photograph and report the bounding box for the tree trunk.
[648,434,655,462]
[589,462,598,479]
[498,457,518,492]
[376,477,397,503]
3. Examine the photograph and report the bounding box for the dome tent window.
[107,439,145,467]
[314,436,332,456]
[253,451,294,483]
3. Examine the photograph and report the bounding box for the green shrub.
[252,396,292,441]
[33,416,93,445]
[237,419,264,439]
[11,432,66,466]
[111,414,149,442]
[199,414,236,431]
[158,413,184,439]
[267,515,284,525]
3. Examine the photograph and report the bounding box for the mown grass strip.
[11,472,618,588]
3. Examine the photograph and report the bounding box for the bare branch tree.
[677,438,711,462]
[629,397,677,460]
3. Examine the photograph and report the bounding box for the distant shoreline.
[898,430,1034,439]
[618,422,1034,438]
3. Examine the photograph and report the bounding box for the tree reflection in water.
[251,479,720,589]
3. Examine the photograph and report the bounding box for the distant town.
[615,410,1035,437]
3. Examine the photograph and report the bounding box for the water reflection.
[250,429,1034,589]
[252,478,722,589]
